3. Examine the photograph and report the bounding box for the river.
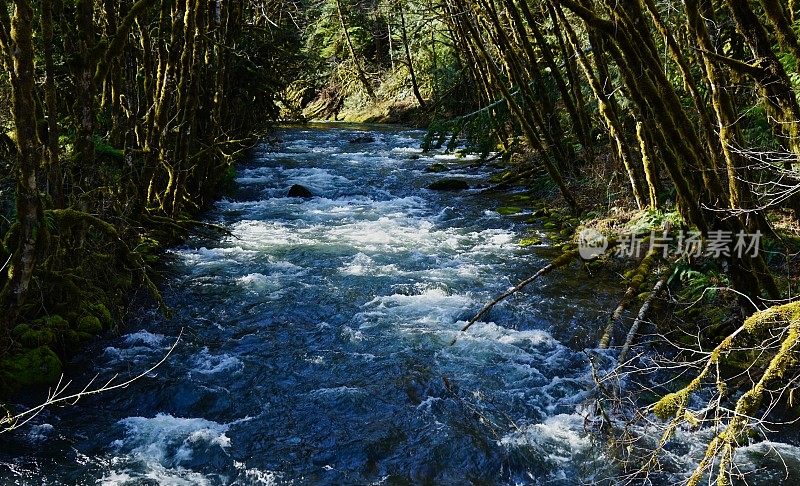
[6,124,785,485]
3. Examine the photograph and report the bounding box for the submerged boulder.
[348,135,375,144]
[288,184,314,198]
[428,178,469,191]
[425,163,449,173]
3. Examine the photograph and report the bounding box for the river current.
[4,124,793,485]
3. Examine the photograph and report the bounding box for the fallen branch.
[176,219,236,238]
[0,329,182,434]
[479,166,547,194]
[618,274,668,363]
[450,248,579,345]
[0,252,11,274]
[599,245,659,349]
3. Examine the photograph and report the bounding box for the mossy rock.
[1,346,62,386]
[82,302,113,328]
[497,206,522,216]
[36,315,69,330]
[585,259,605,271]
[113,272,134,289]
[77,315,103,335]
[12,324,56,347]
[63,330,83,347]
[93,303,113,325]
[519,236,543,247]
[428,179,469,191]
[424,163,448,173]
[508,194,532,204]
[137,236,162,254]
[543,222,558,230]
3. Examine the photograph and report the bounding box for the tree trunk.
[398,3,426,109]
[335,0,376,101]
[41,0,63,207]
[1,0,45,316]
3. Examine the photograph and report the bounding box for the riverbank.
[0,137,257,396]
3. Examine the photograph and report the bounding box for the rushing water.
[2,125,634,484]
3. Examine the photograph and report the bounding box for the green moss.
[744,301,800,335]
[113,272,134,289]
[81,302,113,327]
[63,330,82,346]
[94,303,113,324]
[77,315,103,335]
[424,163,448,173]
[496,206,522,215]
[507,194,533,204]
[653,388,692,420]
[1,346,62,386]
[543,222,558,230]
[94,137,124,160]
[38,315,69,330]
[12,324,56,347]
[519,236,543,247]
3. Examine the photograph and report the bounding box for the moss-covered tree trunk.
[1,0,46,316]
[41,0,63,208]
[74,0,96,172]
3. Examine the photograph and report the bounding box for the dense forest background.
[2,0,800,482]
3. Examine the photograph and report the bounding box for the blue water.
[1,125,618,484]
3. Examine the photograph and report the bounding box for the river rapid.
[4,124,794,485]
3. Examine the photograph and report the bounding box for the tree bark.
[335,0,377,101]
[1,0,46,316]
[398,3,426,109]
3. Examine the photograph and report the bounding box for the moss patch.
[519,236,543,247]
[11,324,56,348]
[496,206,522,215]
[1,346,62,387]
[77,315,103,335]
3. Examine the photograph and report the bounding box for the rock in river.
[288,184,314,198]
[428,178,469,191]
[348,135,375,144]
